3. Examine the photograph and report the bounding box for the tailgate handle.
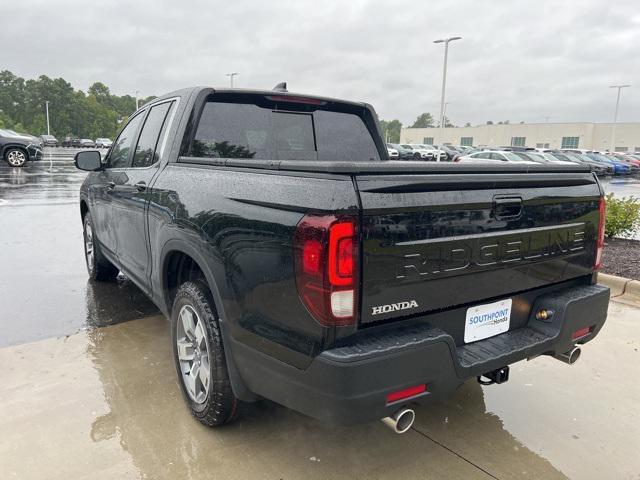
[493,197,522,220]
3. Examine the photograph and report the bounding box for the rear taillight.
[595,196,606,270]
[294,214,359,326]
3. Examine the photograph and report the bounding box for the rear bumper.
[230,283,609,425]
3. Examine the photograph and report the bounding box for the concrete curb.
[598,272,640,307]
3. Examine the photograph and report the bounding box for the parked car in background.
[40,134,59,147]
[550,151,612,176]
[415,144,447,161]
[456,150,538,164]
[439,145,463,161]
[607,152,640,167]
[386,144,399,159]
[79,138,96,148]
[513,151,575,165]
[95,138,113,148]
[402,144,437,160]
[585,152,631,175]
[62,136,82,147]
[0,129,44,167]
[600,153,640,175]
[388,143,415,160]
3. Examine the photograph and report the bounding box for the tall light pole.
[609,84,630,152]
[434,36,461,161]
[135,90,140,110]
[45,101,50,135]
[225,72,239,88]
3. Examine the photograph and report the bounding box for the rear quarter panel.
[148,163,359,367]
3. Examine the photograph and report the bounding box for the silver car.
[456,150,538,164]
[95,138,113,148]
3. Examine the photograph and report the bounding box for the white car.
[456,150,538,164]
[387,145,399,159]
[416,144,448,161]
[95,138,113,148]
[401,144,435,160]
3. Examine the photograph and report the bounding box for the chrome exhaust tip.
[381,408,415,434]
[555,346,581,365]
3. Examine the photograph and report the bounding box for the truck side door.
[111,100,175,290]
[90,112,145,257]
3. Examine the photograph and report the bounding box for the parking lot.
[1,150,639,480]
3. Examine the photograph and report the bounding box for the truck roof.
[149,86,368,109]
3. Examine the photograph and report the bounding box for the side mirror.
[75,151,102,171]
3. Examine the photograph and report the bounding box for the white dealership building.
[400,122,640,152]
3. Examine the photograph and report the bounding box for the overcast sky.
[3,0,639,126]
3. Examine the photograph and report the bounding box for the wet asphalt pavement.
[1,149,639,479]
[0,149,159,347]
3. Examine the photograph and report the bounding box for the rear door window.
[132,101,174,168]
[191,97,380,162]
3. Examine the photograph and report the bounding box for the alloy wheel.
[176,305,211,404]
[84,222,94,269]
[7,150,26,167]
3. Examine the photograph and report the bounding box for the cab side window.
[107,113,145,169]
[132,102,174,168]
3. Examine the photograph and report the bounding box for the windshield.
[503,152,531,162]
[587,153,610,162]
[550,152,572,162]
[529,152,552,162]
[513,152,535,161]
[543,153,565,162]
[192,96,381,162]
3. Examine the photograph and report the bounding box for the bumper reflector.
[572,326,592,340]
[386,384,426,404]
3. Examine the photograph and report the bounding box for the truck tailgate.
[356,172,602,325]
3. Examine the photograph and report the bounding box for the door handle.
[135,181,147,192]
[107,181,116,190]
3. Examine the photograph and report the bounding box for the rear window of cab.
[189,94,381,162]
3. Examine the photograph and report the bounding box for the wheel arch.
[3,144,29,161]
[80,200,89,222]
[160,242,258,401]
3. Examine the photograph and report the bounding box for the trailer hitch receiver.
[477,366,510,386]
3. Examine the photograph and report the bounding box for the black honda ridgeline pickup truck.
[75,85,609,433]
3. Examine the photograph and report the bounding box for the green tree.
[0,70,153,139]
[464,122,471,127]
[379,119,402,143]
[411,113,435,128]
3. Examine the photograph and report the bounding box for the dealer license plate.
[464,299,512,343]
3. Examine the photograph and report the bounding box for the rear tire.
[83,212,119,281]
[171,280,238,427]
